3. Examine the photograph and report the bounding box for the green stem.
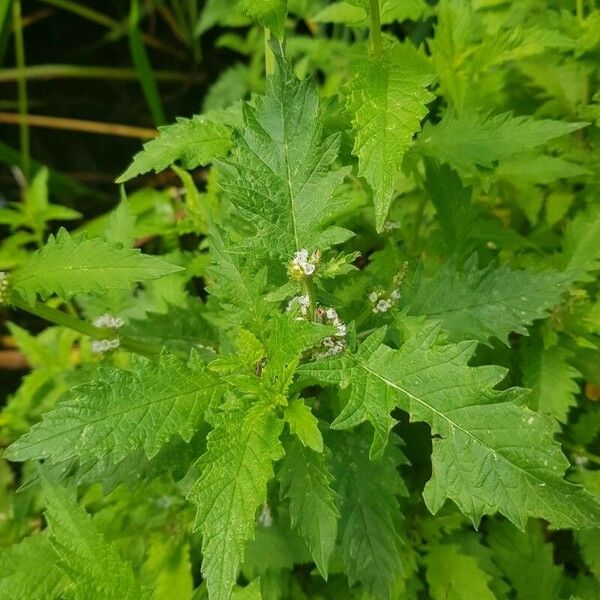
[368,0,382,57]
[264,28,275,76]
[576,0,584,19]
[411,195,427,254]
[9,294,165,357]
[12,0,29,180]
[0,64,198,82]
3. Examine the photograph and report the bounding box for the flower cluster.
[93,314,125,329]
[0,272,9,305]
[91,338,120,354]
[286,294,310,318]
[91,313,124,354]
[369,262,409,314]
[315,306,346,357]
[289,249,320,279]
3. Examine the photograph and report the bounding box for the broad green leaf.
[404,256,569,344]
[488,520,564,600]
[142,539,193,600]
[522,338,580,422]
[315,0,427,25]
[239,0,287,38]
[578,529,600,580]
[561,206,600,282]
[42,476,148,600]
[425,544,496,600]
[12,228,181,304]
[284,398,323,452]
[219,49,351,260]
[6,351,223,463]
[189,403,284,600]
[300,323,600,529]
[419,110,586,178]
[117,115,232,183]
[277,436,339,577]
[332,432,407,598]
[345,40,435,230]
[0,535,67,600]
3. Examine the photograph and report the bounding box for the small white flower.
[390,289,401,301]
[293,249,309,264]
[290,248,317,278]
[302,262,316,276]
[374,299,391,313]
[383,221,400,231]
[93,313,125,330]
[326,308,338,321]
[368,291,379,304]
[323,337,336,348]
[258,503,273,527]
[92,337,120,354]
[298,294,310,309]
[336,323,347,337]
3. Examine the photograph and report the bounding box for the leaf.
[0,535,67,600]
[277,436,339,577]
[238,0,287,38]
[300,323,600,529]
[522,338,580,422]
[331,431,407,598]
[488,520,564,600]
[142,539,193,600]
[41,475,148,600]
[404,256,569,344]
[117,115,232,182]
[6,351,223,463]
[219,48,351,260]
[561,206,600,282]
[345,40,435,230]
[12,228,181,304]
[419,110,586,178]
[425,544,496,600]
[188,403,284,600]
[284,398,323,452]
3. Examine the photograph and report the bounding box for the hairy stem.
[9,294,164,357]
[12,0,29,180]
[368,0,382,57]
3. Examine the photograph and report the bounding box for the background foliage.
[1,1,600,599]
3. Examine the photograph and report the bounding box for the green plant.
[1,1,600,599]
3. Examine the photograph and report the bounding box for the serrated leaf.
[488,520,564,600]
[6,351,223,463]
[300,323,600,529]
[404,256,569,344]
[41,475,148,600]
[277,436,339,577]
[331,431,406,598]
[188,403,284,600]
[345,40,435,230]
[522,338,580,422]
[239,0,287,38]
[0,535,67,600]
[219,48,351,260]
[12,228,181,304]
[284,399,323,452]
[561,206,600,282]
[419,110,586,178]
[117,115,232,182]
[425,543,496,600]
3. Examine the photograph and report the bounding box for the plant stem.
[0,64,198,82]
[576,0,584,19]
[0,111,158,139]
[9,294,164,357]
[264,28,275,76]
[12,0,29,180]
[368,0,382,57]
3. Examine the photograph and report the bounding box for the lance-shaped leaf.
[6,351,223,464]
[345,40,435,230]
[561,206,600,282]
[188,403,283,600]
[331,431,407,598]
[12,228,181,304]
[277,436,339,578]
[219,49,351,260]
[300,323,600,529]
[42,476,148,599]
[117,115,232,182]
[403,256,570,344]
